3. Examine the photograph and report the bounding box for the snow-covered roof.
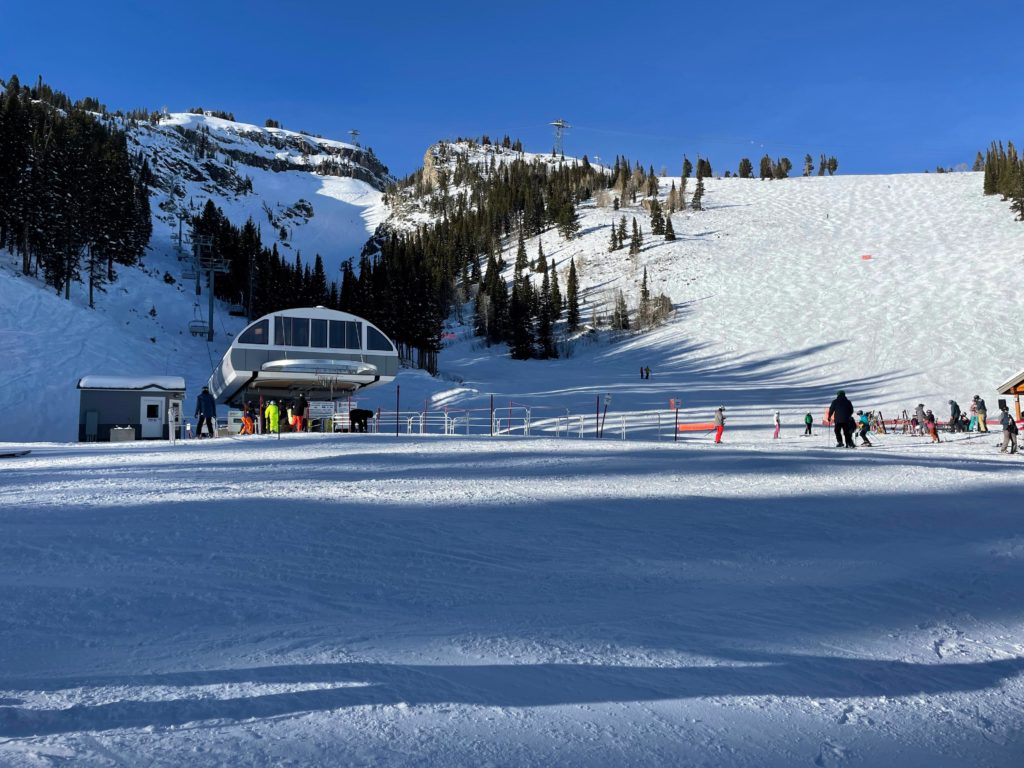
[77,376,186,392]
[996,369,1024,395]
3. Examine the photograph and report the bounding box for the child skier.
[803,412,813,436]
[856,410,872,446]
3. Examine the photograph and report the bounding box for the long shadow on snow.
[6,438,1020,486]
[1,655,1021,736]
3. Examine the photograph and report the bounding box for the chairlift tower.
[191,232,230,342]
[348,129,360,147]
[550,118,570,156]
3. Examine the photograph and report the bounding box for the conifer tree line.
[390,145,610,360]
[189,201,446,373]
[980,140,1024,220]
[0,75,152,305]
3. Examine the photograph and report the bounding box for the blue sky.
[2,0,1019,177]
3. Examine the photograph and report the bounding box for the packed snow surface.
[0,432,1021,766]
[2,164,1024,764]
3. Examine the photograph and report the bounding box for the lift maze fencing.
[328,404,680,442]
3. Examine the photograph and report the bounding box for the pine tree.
[609,224,618,252]
[818,154,827,176]
[611,290,630,330]
[549,258,562,317]
[682,155,692,179]
[649,198,665,235]
[566,258,580,331]
[738,158,753,178]
[691,176,705,210]
[617,215,627,245]
[667,181,678,212]
[629,217,641,256]
[759,154,773,180]
[639,267,651,328]
[536,268,556,358]
[514,231,528,274]
[827,156,838,175]
[509,277,534,359]
[664,215,676,241]
[534,239,545,271]
[803,154,814,177]
[972,151,985,172]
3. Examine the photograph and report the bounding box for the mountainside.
[0,111,395,442]
[4,129,1024,443]
[378,148,1024,426]
[127,111,392,278]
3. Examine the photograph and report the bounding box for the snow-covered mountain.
[3,128,1024,443]
[0,112,394,442]
[128,111,392,277]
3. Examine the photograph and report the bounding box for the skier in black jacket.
[828,390,856,448]
[948,400,962,432]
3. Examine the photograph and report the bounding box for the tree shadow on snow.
[0,654,1021,737]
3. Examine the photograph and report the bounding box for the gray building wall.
[78,389,184,441]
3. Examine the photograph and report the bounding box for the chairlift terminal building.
[207,307,399,407]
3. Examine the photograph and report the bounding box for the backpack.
[1009,419,1019,435]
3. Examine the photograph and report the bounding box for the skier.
[856,410,872,446]
[968,398,978,431]
[645,366,651,380]
[925,409,941,443]
[803,412,813,436]
[772,410,781,439]
[240,401,255,435]
[713,406,726,444]
[948,399,962,432]
[264,400,281,434]
[827,390,856,448]
[194,386,217,439]
[914,403,928,436]
[998,405,1018,454]
[293,393,308,433]
[973,395,989,433]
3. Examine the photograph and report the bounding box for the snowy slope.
[129,112,391,277]
[0,113,393,442]
[0,434,1020,766]
[373,166,1024,430]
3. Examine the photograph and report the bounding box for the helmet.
[948,399,953,404]
[918,403,924,407]
[856,410,863,415]
[837,390,845,397]
[720,405,726,410]
[974,394,980,399]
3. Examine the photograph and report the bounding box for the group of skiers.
[193,390,310,437]
[714,391,1018,453]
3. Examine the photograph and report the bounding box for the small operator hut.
[77,376,186,442]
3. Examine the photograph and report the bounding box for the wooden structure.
[996,369,1024,420]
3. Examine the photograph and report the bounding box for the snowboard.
[0,449,31,458]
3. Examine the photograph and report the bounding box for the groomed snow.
[0,432,1021,766]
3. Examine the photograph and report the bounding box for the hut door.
[140,397,164,439]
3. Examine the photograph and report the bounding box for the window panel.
[240,319,269,345]
[311,319,328,348]
[329,320,345,349]
[366,326,394,352]
[346,321,362,349]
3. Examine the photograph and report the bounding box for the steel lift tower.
[550,118,570,156]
